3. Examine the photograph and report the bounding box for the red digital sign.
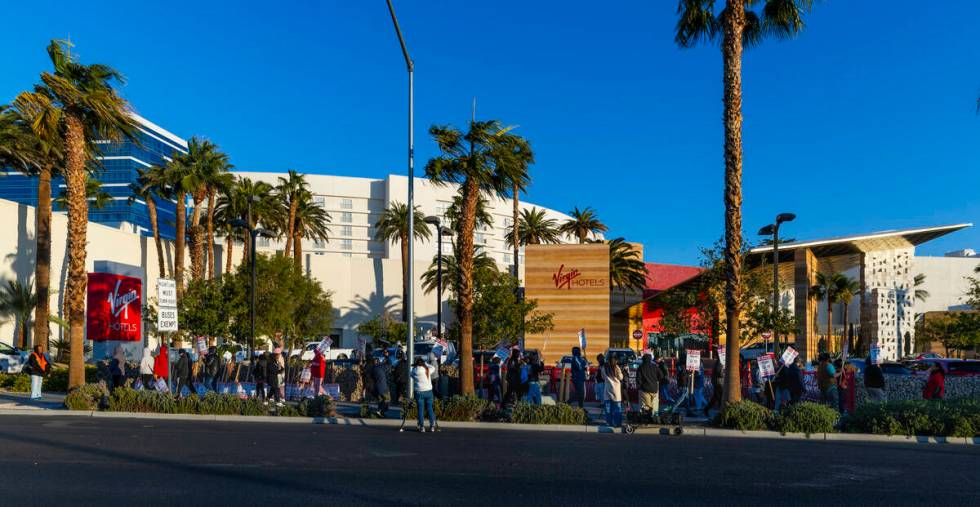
[86,273,142,341]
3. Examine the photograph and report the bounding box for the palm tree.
[374,201,432,322]
[913,273,930,303]
[276,170,308,258]
[421,251,498,297]
[0,279,39,349]
[196,142,234,280]
[1,104,61,353]
[291,190,331,268]
[676,0,814,404]
[216,177,278,267]
[130,166,169,278]
[18,40,138,388]
[505,207,560,247]
[55,176,112,210]
[834,275,860,352]
[424,120,527,394]
[161,156,192,297]
[812,272,846,352]
[560,206,608,243]
[608,238,647,299]
[445,193,492,230]
[178,138,231,282]
[497,135,534,277]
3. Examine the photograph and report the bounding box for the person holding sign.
[816,353,840,409]
[569,347,588,409]
[310,349,327,397]
[864,357,886,402]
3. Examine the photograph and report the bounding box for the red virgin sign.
[552,264,606,290]
[86,273,142,341]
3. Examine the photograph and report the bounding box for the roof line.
[748,223,973,253]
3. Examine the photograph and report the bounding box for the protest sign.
[781,346,799,366]
[324,383,341,399]
[317,337,332,354]
[718,346,726,368]
[685,350,701,371]
[870,344,881,365]
[758,354,776,378]
[196,336,208,355]
[155,378,168,392]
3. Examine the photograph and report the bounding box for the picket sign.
[196,337,208,355]
[300,367,312,383]
[133,379,144,391]
[155,378,168,393]
[193,382,207,396]
[685,350,701,372]
[758,354,776,378]
[781,346,799,366]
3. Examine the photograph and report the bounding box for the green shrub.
[404,395,500,422]
[0,373,31,392]
[717,400,774,431]
[43,366,98,393]
[777,402,838,435]
[64,383,109,411]
[843,403,902,435]
[297,396,337,418]
[510,402,588,425]
[843,399,980,437]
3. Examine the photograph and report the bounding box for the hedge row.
[0,366,98,393]
[402,395,589,425]
[64,385,337,418]
[716,399,980,437]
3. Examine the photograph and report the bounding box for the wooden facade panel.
[524,243,610,364]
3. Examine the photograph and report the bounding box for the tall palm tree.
[834,275,860,352]
[1,104,61,353]
[676,0,814,404]
[216,177,278,266]
[18,40,138,388]
[421,251,498,297]
[374,201,432,322]
[130,166,169,278]
[505,207,560,247]
[608,238,647,299]
[161,156,193,297]
[194,141,234,280]
[424,120,527,394]
[812,272,846,352]
[559,206,608,243]
[291,190,332,268]
[0,280,39,349]
[55,176,112,210]
[497,135,533,277]
[179,138,230,282]
[445,193,492,230]
[276,170,308,258]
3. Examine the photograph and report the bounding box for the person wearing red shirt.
[310,350,327,396]
[923,363,945,400]
[153,344,170,390]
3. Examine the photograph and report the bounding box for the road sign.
[761,332,772,340]
[632,329,643,340]
[157,307,178,332]
[157,279,177,308]
[685,350,701,371]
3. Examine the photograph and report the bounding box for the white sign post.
[156,279,178,332]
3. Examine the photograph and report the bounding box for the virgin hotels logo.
[552,264,606,290]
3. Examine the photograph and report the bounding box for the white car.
[297,342,354,361]
[0,342,27,373]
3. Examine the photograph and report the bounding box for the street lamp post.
[386,0,416,397]
[231,209,270,364]
[758,212,796,353]
[424,217,453,341]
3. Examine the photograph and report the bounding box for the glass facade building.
[0,114,187,240]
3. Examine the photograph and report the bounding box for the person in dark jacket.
[637,354,663,416]
[175,350,192,397]
[370,357,391,417]
[392,351,409,404]
[784,358,805,405]
[204,347,220,391]
[489,356,503,404]
[504,349,523,405]
[24,345,50,400]
[267,351,284,405]
[705,359,724,417]
[864,357,886,402]
[362,356,376,402]
[657,357,674,406]
[569,347,588,408]
[253,353,268,401]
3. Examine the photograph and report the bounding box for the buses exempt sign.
[156,278,178,332]
[158,307,178,332]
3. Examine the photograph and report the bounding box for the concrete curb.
[1,408,977,445]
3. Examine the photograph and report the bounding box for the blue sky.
[2,1,979,265]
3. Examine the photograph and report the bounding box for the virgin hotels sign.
[86,273,142,341]
[552,264,607,290]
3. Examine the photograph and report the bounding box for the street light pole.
[758,212,795,353]
[387,0,415,398]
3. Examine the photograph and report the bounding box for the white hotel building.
[225,172,580,347]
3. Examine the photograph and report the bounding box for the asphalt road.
[0,415,977,506]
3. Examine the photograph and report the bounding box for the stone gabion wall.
[853,373,980,404]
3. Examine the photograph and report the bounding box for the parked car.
[740,343,768,361]
[905,358,980,377]
[0,342,26,373]
[298,342,354,361]
[603,348,637,367]
[846,358,912,375]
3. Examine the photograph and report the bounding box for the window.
[341,239,352,250]
[504,218,512,227]
[341,198,353,209]
[314,239,326,249]
[341,212,353,223]
[475,233,486,244]
[314,195,325,208]
[504,253,512,263]
[257,236,271,247]
[341,225,352,236]
[343,252,352,258]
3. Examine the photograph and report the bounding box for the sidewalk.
[0,391,66,410]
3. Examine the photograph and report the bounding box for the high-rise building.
[0,113,187,239]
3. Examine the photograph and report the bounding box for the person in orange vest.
[24,345,50,399]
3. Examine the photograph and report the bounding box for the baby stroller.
[623,388,687,434]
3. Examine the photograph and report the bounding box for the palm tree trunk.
[175,190,186,299]
[827,303,834,353]
[842,302,851,352]
[400,234,409,322]
[512,183,519,278]
[458,178,479,395]
[284,199,297,257]
[721,0,745,407]
[189,191,204,281]
[206,189,217,280]
[225,233,234,275]
[63,113,89,389]
[33,165,52,353]
[293,232,302,270]
[146,196,166,279]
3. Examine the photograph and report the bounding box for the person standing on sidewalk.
[204,347,219,392]
[594,353,606,416]
[175,349,192,396]
[153,344,169,389]
[411,356,437,432]
[370,357,391,417]
[253,352,268,401]
[525,352,544,405]
[864,357,886,402]
[569,347,588,408]
[392,350,409,404]
[267,350,284,406]
[637,353,662,418]
[705,359,724,417]
[24,345,49,400]
[601,355,624,428]
[817,353,839,409]
[310,349,326,397]
[923,363,945,400]
[504,349,523,405]
[140,347,154,388]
